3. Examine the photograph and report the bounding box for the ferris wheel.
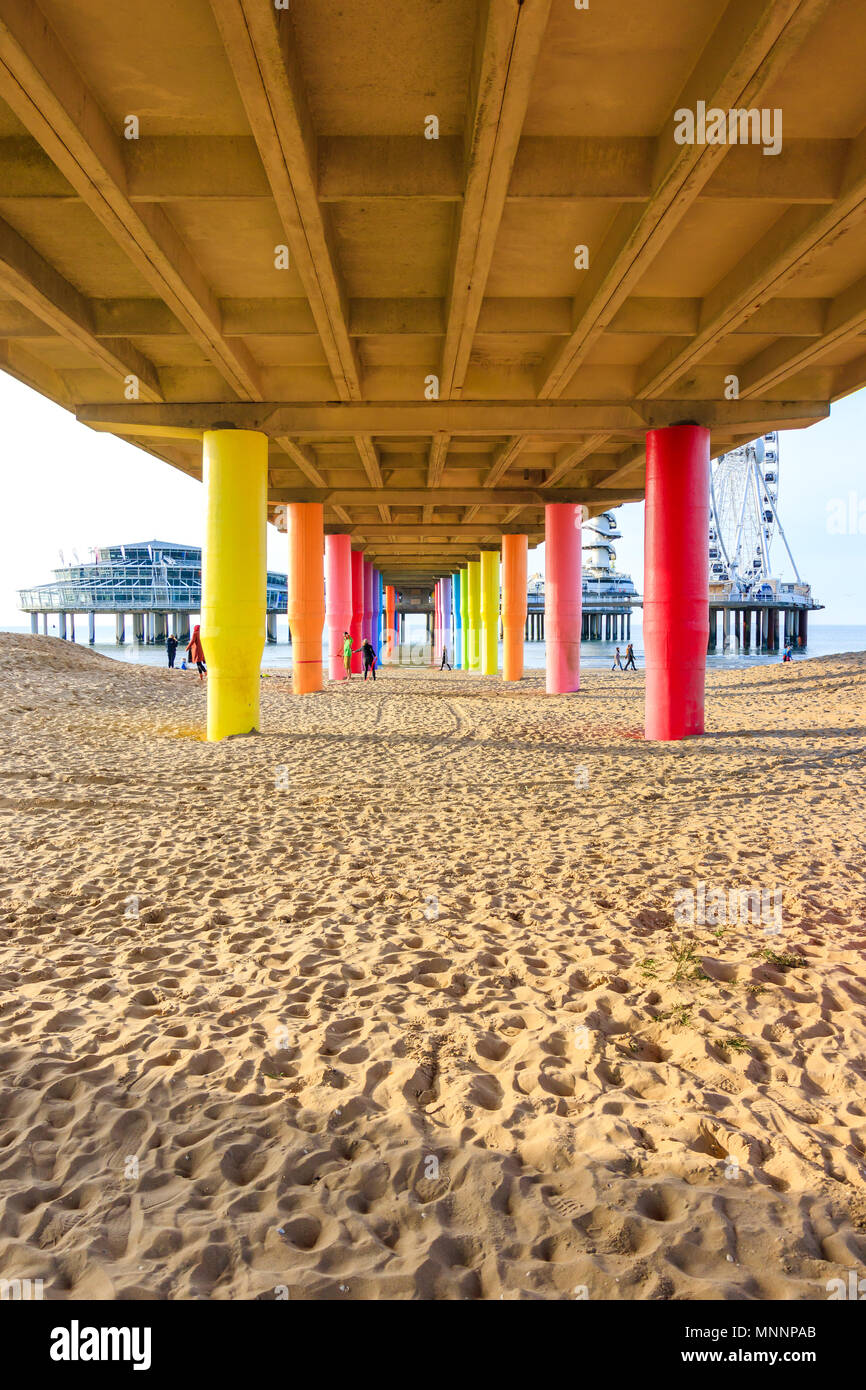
[708,432,801,595]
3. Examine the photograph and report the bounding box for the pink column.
[433,581,440,665]
[545,503,582,694]
[644,424,710,740]
[362,559,374,645]
[325,534,352,681]
[350,550,364,674]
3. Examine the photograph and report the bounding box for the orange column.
[287,503,325,694]
[502,534,528,681]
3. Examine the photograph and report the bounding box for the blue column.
[452,571,462,668]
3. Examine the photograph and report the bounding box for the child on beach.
[186,624,206,682]
[611,646,623,670]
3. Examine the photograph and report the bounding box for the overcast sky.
[1,371,863,627]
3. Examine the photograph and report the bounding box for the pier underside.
[1,0,863,735]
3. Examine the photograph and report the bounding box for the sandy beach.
[0,631,864,1301]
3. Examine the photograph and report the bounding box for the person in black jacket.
[358,639,377,681]
[166,632,178,669]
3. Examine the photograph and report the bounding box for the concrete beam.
[439,0,552,399]
[0,134,847,205]
[77,398,830,438]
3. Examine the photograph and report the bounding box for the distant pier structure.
[526,511,641,641]
[18,541,288,645]
[708,433,821,651]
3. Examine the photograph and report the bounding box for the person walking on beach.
[623,642,637,671]
[440,645,452,671]
[166,632,178,669]
[358,639,377,681]
[342,630,353,679]
[611,646,623,671]
[186,624,206,682]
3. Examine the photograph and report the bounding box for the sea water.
[5,621,866,673]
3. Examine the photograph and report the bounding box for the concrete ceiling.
[1,0,865,579]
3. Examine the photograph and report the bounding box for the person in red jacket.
[186,624,206,681]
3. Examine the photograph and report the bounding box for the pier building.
[17,542,289,645]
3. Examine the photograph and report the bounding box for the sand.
[0,630,864,1301]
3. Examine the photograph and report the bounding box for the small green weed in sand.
[659,1004,692,1027]
[668,934,701,984]
[759,947,803,969]
[716,1036,751,1054]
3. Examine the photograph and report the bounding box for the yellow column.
[480,549,500,674]
[201,429,267,741]
[467,558,481,670]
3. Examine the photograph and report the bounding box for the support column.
[627,611,631,639]
[743,609,751,650]
[800,609,808,647]
[460,566,470,668]
[373,571,383,653]
[480,549,500,674]
[440,576,453,667]
[202,428,267,741]
[68,614,75,642]
[385,583,396,661]
[266,614,278,644]
[467,559,481,670]
[644,424,710,741]
[544,503,582,695]
[41,612,48,635]
[29,613,38,634]
[325,534,352,680]
[723,608,730,651]
[116,612,125,644]
[350,550,364,673]
[88,612,96,644]
[287,502,325,695]
[154,613,167,643]
[453,572,463,668]
[178,612,191,644]
[363,559,374,647]
[502,534,527,681]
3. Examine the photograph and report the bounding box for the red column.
[350,550,364,674]
[324,534,352,681]
[544,504,582,694]
[644,424,710,740]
